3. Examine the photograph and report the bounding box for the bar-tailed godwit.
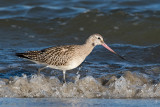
[16,34,124,83]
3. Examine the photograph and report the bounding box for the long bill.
[102,43,125,60]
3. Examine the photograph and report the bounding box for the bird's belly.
[67,58,84,70]
[47,58,84,71]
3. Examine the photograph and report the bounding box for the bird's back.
[16,45,79,67]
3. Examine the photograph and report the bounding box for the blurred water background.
[0,0,160,106]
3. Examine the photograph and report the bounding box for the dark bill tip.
[116,54,126,60]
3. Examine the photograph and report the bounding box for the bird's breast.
[66,56,85,70]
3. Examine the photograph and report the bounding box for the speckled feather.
[16,45,80,66]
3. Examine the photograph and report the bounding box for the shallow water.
[0,0,160,99]
[1,98,160,107]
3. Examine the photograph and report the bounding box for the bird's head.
[86,33,125,60]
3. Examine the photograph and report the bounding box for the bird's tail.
[16,53,30,59]
[16,50,42,61]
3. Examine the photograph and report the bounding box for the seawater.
[0,70,160,98]
[0,0,160,100]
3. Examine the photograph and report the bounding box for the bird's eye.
[98,37,101,40]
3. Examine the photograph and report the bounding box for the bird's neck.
[82,42,95,56]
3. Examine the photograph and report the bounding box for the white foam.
[0,72,160,98]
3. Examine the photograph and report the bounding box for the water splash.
[0,71,160,98]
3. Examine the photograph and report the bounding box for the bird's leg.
[37,66,47,75]
[77,66,82,75]
[63,70,66,83]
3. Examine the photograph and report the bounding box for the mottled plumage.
[16,34,124,83]
[22,46,76,66]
